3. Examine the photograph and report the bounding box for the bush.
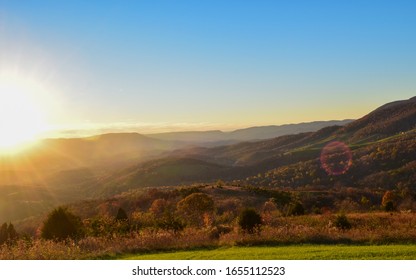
[288,202,305,216]
[384,201,395,212]
[208,225,233,239]
[155,215,185,233]
[238,208,262,234]
[177,193,215,227]
[334,213,352,230]
[115,207,129,221]
[381,191,397,212]
[41,207,83,240]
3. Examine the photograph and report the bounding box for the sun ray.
[0,76,50,153]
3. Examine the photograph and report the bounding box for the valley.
[0,96,415,260]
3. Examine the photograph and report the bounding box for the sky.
[0,0,415,137]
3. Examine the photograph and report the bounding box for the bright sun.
[0,80,49,153]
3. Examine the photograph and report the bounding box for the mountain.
[0,133,180,177]
[2,97,415,223]
[233,97,416,189]
[37,132,179,168]
[146,120,353,144]
[146,130,226,143]
[227,120,352,141]
[0,132,184,219]
[339,96,416,142]
[96,97,416,194]
[91,157,239,196]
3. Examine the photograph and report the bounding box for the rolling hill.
[341,97,416,141]
[95,96,416,195]
[1,97,415,223]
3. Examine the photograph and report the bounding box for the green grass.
[121,244,416,260]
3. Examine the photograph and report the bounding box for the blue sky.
[0,0,415,135]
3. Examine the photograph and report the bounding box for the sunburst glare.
[0,77,50,153]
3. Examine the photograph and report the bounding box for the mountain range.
[1,96,415,223]
[94,96,416,196]
[146,119,353,144]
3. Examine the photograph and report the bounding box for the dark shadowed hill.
[91,157,240,196]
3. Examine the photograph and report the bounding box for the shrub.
[155,214,185,233]
[177,193,215,227]
[208,225,233,239]
[41,207,83,240]
[334,213,352,230]
[149,199,172,218]
[384,201,395,212]
[288,202,305,216]
[115,208,129,221]
[382,191,396,212]
[238,208,262,234]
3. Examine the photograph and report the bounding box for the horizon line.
[39,118,355,140]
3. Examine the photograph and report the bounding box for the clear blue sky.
[0,0,415,135]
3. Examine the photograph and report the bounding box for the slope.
[96,97,416,195]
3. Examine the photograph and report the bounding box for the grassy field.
[121,244,416,260]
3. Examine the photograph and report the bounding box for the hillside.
[340,96,416,141]
[91,157,240,197]
[96,97,416,194]
[0,133,182,185]
[1,97,414,224]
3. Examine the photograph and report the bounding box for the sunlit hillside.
[0,96,414,228]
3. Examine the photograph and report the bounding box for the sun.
[0,80,49,153]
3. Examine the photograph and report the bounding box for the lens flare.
[320,141,352,175]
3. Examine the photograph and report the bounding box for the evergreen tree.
[41,207,83,240]
[115,207,129,221]
[7,223,18,241]
[238,208,262,234]
[0,222,18,244]
[0,223,7,244]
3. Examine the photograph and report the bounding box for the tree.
[0,222,18,245]
[334,213,352,230]
[116,207,129,221]
[149,199,171,218]
[0,223,8,244]
[177,193,214,227]
[41,207,83,240]
[114,207,131,234]
[155,213,185,233]
[287,201,305,216]
[382,191,396,212]
[7,223,18,241]
[238,208,262,234]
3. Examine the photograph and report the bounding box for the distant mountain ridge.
[146,120,353,143]
[93,96,416,195]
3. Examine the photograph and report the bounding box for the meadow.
[2,211,416,260]
[121,244,416,260]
